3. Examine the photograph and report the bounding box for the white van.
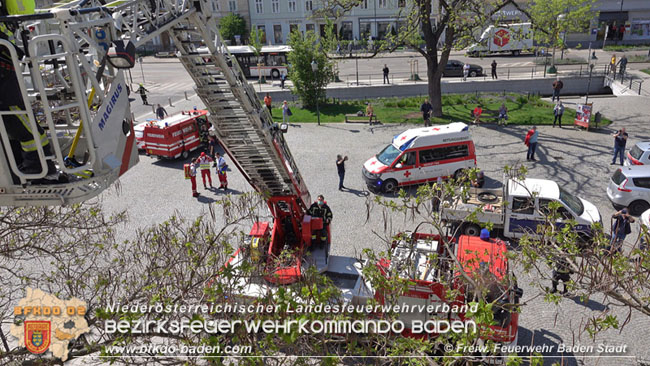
[362,123,477,193]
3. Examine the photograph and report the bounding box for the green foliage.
[287,30,336,108]
[528,0,595,48]
[219,13,248,43]
[249,27,265,56]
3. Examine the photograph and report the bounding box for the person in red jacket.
[198,152,213,189]
[189,158,199,197]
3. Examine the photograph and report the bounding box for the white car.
[607,166,650,215]
[625,142,650,166]
[134,122,147,150]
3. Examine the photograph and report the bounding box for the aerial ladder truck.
[0,0,329,282]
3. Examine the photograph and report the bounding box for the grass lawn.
[269,94,612,126]
[642,69,650,76]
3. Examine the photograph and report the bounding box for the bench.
[345,113,380,125]
[470,109,501,124]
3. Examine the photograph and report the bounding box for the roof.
[507,178,559,200]
[145,110,207,129]
[392,122,470,150]
[634,141,650,151]
[617,165,650,178]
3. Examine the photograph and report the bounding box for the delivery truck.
[467,23,533,57]
[440,178,601,240]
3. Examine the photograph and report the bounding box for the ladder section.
[168,16,311,208]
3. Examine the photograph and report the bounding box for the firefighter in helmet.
[1,0,60,182]
[307,194,332,246]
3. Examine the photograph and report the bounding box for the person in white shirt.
[215,152,228,190]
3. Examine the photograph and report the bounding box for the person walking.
[365,102,374,123]
[282,101,291,123]
[609,208,635,254]
[208,136,218,159]
[198,152,212,189]
[553,101,564,128]
[188,158,199,197]
[463,63,470,81]
[336,154,348,190]
[383,64,390,84]
[497,103,508,126]
[611,128,628,165]
[491,60,498,79]
[155,104,168,120]
[307,194,333,246]
[280,72,286,89]
[617,54,628,76]
[420,99,433,127]
[215,152,228,190]
[551,77,563,102]
[136,83,149,105]
[610,54,617,74]
[550,258,573,294]
[525,126,539,161]
[264,93,272,116]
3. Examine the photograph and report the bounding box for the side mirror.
[107,40,136,69]
[280,123,288,133]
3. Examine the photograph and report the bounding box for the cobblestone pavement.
[100,94,650,365]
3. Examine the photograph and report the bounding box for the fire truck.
[143,109,209,159]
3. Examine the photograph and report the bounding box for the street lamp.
[585,62,595,104]
[311,60,321,126]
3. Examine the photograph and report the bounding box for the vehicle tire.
[629,200,650,216]
[469,71,477,77]
[477,192,498,203]
[512,50,521,57]
[382,179,398,193]
[463,223,481,237]
[453,169,466,180]
[271,69,280,79]
[181,150,189,160]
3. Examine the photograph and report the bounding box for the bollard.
[169,97,173,107]
[369,75,371,85]
[531,68,534,79]
[639,81,644,95]
[579,65,582,77]
[507,69,510,80]
[184,91,188,100]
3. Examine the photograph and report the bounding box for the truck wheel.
[463,223,481,237]
[469,71,477,77]
[382,179,398,193]
[629,200,650,216]
[181,150,189,160]
[512,50,521,56]
[453,169,466,180]
[271,69,280,79]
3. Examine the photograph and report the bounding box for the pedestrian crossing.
[500,61,535,67]
[148,81,196,94]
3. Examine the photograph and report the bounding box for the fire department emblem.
[493,29,510,48]
[25,321,51,354]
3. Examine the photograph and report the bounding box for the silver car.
[607,166,650,215]
[625,141,650,166]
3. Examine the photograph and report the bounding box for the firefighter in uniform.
[1,0,59,180]
[198,152,212,189]
[307,195,332,246]
[136,83,148,105]
[550,258,573,295]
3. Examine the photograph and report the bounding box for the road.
[100,57,650,366]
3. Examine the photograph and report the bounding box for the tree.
[287,30,335,108]
[250,27,266,82]
[219,13,248,44]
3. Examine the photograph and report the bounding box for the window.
[398,0,405,7]
[211,0,217,12]
[257,25,267,43]
[539,199,573,220]
[306,23,315,33]
[255,0,263,13]
[378,0,386,8]
[376,144,401,166]
[558,187,584,216]
[630,145,644,160]
[633,177,650,189]
[397,152,416,167]
[358,0,367,9]
[273,24,283,43]
[341,21,353,40]
[288,0,296,11]
[360,21,371,38]
[512,196,534,215]
[418,145,469,164]
[271,0,279,13]
[228,0,237,11]
[289,24,299,34]
[305,0,312,10]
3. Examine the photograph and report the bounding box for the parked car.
[155,51,176,58]
[443,60,483,77]
[607,165,650,215]
[625,141,650,166]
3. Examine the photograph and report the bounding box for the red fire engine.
[143,110,210,159]
[377,233,521,352]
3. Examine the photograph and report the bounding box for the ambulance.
[143,110,210,159]
[362,123,477,193]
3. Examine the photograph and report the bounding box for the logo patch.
[25,321,51,354]
[493,29,510,47]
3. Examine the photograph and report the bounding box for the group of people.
[186,151,228,197]
[609,54,628,76]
